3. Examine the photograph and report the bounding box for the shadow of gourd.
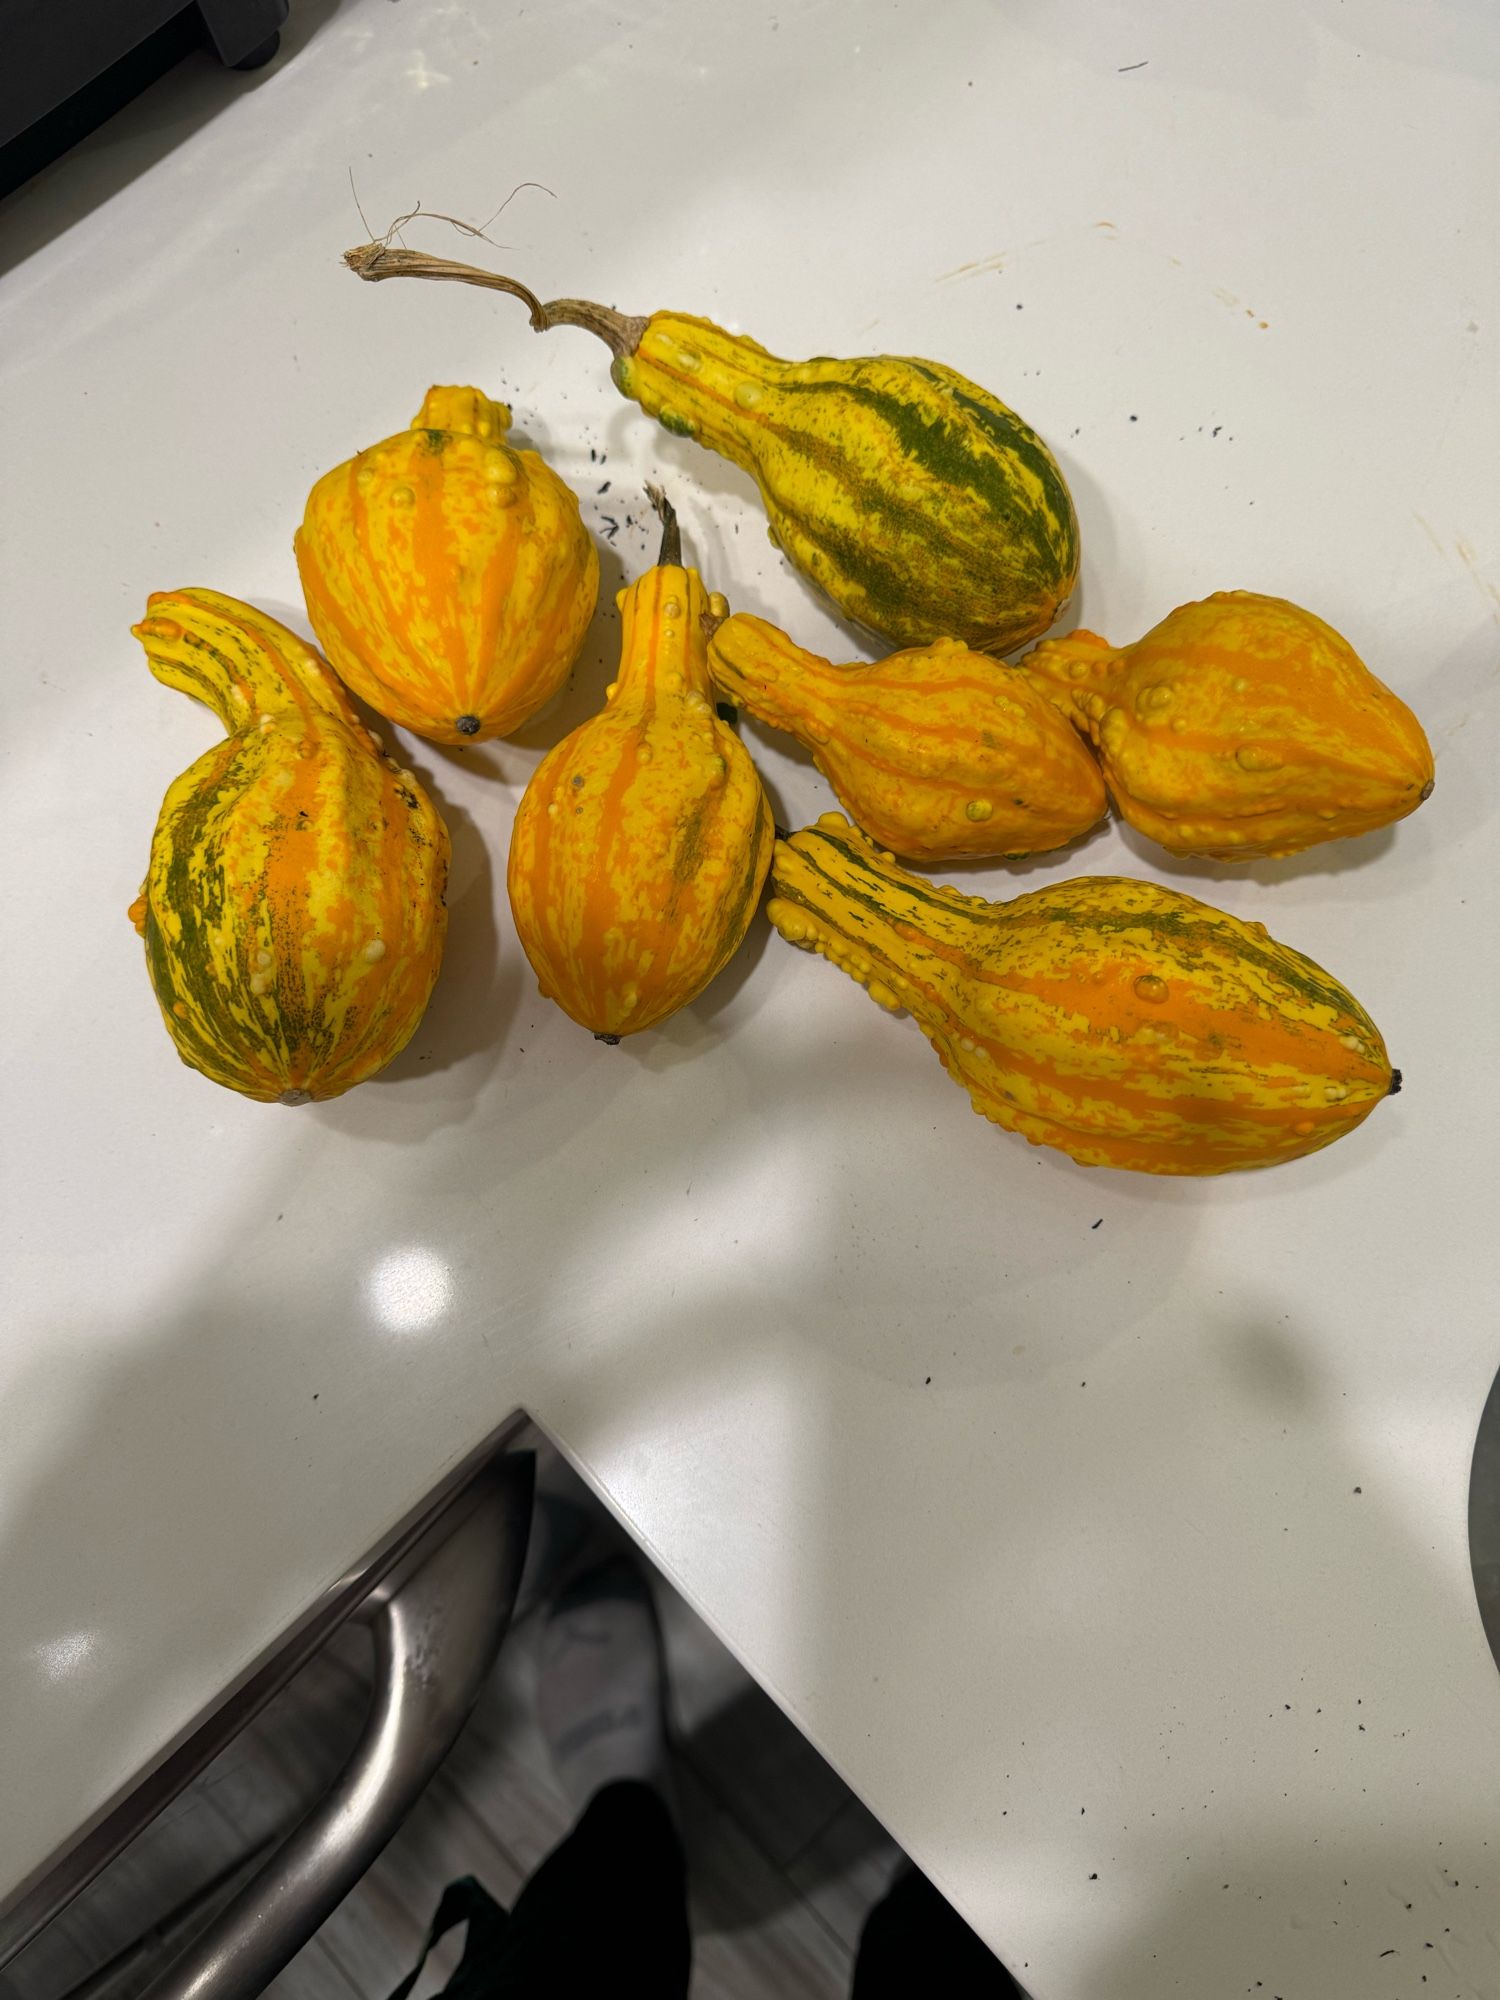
[615,922,780,1081]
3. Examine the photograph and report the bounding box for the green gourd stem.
[342,244,648,359]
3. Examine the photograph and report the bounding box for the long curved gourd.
[707,612,1106,860]
[1017,591,1434,860]
[295,385,598,744]
[768,814,1395,1175]
[343,249,1078,654]
[507,500,774,1037]
[131,590,449,1102]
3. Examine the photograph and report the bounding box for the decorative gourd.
[707,613,1106,860]
[1016,591,1434,860]
[343,249,1078,654]
[507,498,773,1037]
[294,385,598,744]
[768,814,1396,1175]
[131,590,449,1102]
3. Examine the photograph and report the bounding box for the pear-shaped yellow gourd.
[1018,592,1434,860]
[507,499,773,1037]
[708,612,1106,860]
[131,591,449,1102]
[295,385,598,744]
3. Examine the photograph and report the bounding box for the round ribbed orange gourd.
[1017,592,1434,860]
[507,502,773,1038]
[131,591,449,1102]
[295,385,598,744]
[707,613,1106,860]
[768,814,1397,1176]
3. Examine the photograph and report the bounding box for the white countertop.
[4,1,1499,1991]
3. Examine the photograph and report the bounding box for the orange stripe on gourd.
[852,931,1371,1127]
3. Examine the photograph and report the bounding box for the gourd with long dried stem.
[344,242,1078,654]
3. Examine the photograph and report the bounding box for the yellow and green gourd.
[507,498,774,1038]
[707,612,1106,860]
[768,813,1396,1176]
[343,250,1078,654]
[295,385,598,744]
[1017,591,1435,860]
[131,590,449,1102]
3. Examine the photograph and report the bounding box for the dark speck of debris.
[1353,1485,1362,1493]
[1119,59,1148,71]
[1379,1948,1396,1957]
[1091,1217,1103,1229]
[925,1375,932,1385]
[598,481,611,494]
[1129,413,1138,422]
[312,1392,320,1401]
[602,515,620,541]
[1015,302,1024,310]
[1212,425,1222,437]
[590,447,597,461]
[1088,1872,1097,1880]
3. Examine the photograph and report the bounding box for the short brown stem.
[646,484,682,568]
[342,245,647,357]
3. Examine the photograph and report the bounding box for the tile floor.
[4,1440,901,2000]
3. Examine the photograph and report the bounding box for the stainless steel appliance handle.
[138,1453,534,2000]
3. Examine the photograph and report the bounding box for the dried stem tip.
[342,244,648,359]
[646,484,681,568]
